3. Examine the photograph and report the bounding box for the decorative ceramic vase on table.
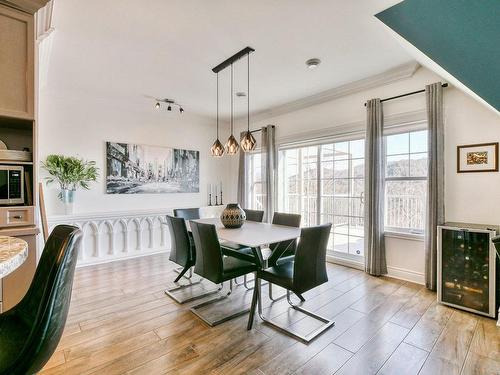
[220,203,246,228]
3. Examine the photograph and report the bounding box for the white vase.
[61,189,75,215]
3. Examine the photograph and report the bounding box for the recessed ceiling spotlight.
[306,58,321,69]
[236,91,246,97]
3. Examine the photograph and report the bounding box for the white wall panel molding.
[47,206,223,266]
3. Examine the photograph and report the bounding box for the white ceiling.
[47,0,411,120]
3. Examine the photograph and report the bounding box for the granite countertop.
[0,236,28,279]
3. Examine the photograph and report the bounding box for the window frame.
[277,134,366,261]
[246,150,263,211]
[383,127,429,236]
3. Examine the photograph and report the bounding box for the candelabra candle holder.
[215,195,219,206]
[208,193,212,206]
[220,191,223,205]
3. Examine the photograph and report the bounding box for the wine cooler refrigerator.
[437,222,499,318]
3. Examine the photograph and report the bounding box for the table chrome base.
[248,281,334,344]
[190,280,250,327]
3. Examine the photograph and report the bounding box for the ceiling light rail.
[154,98,184,113]
[212,47,255,73]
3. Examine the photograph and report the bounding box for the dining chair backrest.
[165,215,193,267]
[267,212,302,265]
[173,208,200,220]
[190,221,223,284]
[292,223,332,294]
[244,209,264,223]
[272,212,301,228]
[2,225,82,375]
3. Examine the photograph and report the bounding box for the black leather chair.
[164,215,219,304]
[247,223,334,343]
[190,221,257,326]
[267,212,302,266]
[243,209,264,223]
[173,207,200,220]
[171,208,200,280]
[0,225,82,375]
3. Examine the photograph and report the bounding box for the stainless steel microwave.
[0,166,24,205]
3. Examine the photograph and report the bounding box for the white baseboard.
[327,255,425,285]
[326,255,364,271]
[76,249,167,268]
[386,265,425,285]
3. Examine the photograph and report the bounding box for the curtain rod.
[249,125,275,134]
[364,83,448,106]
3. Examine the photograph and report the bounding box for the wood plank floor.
[41,253,500,375]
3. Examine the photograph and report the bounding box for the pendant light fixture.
[240,52,257,152]
[211,47,255,157]
[210,72,225,157]
[225,63,239,155]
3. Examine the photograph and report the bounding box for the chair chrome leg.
[190,281,250,327]
[268,282,286,301]
[233,276,243,286]
[165,268,219,304]
[243,274,255,290]
[173,266,195,280]
[256,283,334,344]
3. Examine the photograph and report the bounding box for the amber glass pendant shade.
[225,134,239,155]
[211,138,225,157]
[240,131,256,152]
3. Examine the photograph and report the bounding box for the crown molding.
[248,61,420,122]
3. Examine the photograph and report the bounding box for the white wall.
[38,90,231,216]
[226,66,500,284]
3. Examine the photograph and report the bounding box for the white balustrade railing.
[47,206,224,266]
[385,195,425,231]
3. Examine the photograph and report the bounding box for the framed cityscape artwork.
[106,141,199,194]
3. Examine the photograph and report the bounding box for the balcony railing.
[385,195,425,232]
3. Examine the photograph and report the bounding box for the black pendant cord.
[230,63,234,135]
[247,53,250,132]
[216,72,219,139]
[364,83,448,106]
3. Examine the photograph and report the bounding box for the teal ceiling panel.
[376,0,500,111]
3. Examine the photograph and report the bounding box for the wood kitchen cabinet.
[0,3,34,119]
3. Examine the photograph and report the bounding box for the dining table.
[189,217,301,268]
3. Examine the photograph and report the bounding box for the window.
[277,138,365,259]
[247,152,263,210]
[384,130,428,234]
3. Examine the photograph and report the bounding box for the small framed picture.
[457,142,499,173]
